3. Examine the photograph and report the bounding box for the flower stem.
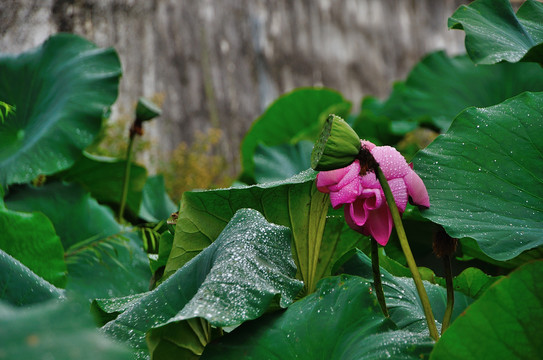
[371,238,389,317]
[376,167,440,341]
[441,254,454,334]
[118,131,136,223]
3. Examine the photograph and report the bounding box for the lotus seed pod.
[135,97,161,122]
[311,114,361,171]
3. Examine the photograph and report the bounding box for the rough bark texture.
[1,0,467,174]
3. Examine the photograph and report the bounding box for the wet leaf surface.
[165,170,335,294]
[449,0,543,65]
[102,209,303,359]
[203,275,434,360]
[415,92,543,261]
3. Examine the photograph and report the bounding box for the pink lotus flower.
[316,140,430,246]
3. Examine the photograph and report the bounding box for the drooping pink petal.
[329,178,361,208]
[334,160,360,189]
[344,198,368,227]
[371,145,410,180]
[365,204,394,246]
[404,168,430,208]
[316,169,345,193]
[387,177,408,212]
[344,205,371,238]
[360,188,383,210]
[316,160,360,192]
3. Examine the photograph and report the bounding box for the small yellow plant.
[163,127,232,202]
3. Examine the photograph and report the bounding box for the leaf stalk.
[118,127,136,222]
[375,167,440,341]
[371,238,389,317]
[441,254,454,334]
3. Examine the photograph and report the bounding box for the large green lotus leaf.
[165,170,331,294]
[102,209,303,360]
[0,207,66,287]
[56,152,147,217]
[414,92,543,261]
[457,237,517,269]
[202,275,434,359]
[138,175,177,223]
[253,140,313,183]
[0,299,132,360]
[4,182,150,299]
[340,250,472,335]
[0,33,122,186]
[449,0,543,65]
[0,249,65,306]
[354,51,543,135]
[503,246,543,267]
[430,260,543,360]
[457,237,543,270]
[240,88,350,183]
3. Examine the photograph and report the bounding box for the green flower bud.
[311,114,361,171]
[135,97,161,122]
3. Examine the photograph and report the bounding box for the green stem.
[376,167,440,341]
[371,238,389,317]
[118,132,135,222]
[441,254,454,334]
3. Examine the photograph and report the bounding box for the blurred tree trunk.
[1,0,467,175]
